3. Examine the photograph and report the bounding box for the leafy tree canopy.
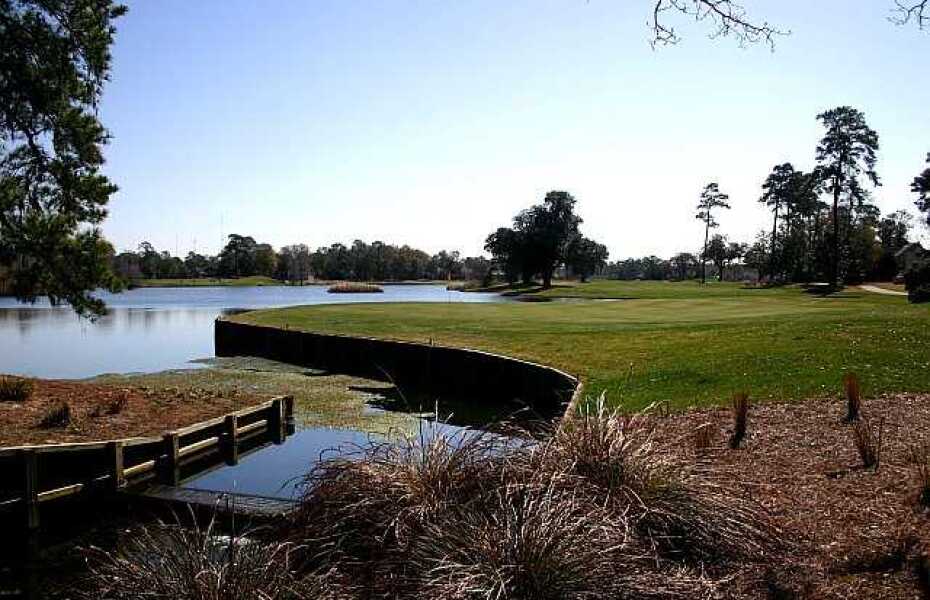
[0,0,126,316]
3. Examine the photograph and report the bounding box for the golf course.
[231,281,930,411]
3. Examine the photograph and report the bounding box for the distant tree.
[760,163,809,278]
[429,250,462,281]
[515,191,583,288]
[565,235,609,282]
[0,0,128,316]
[218,234,257,277]
[913,153,930,227]
[704,234,729,281]
[743,233,770,279]
[137,242,160,279]
[724,241,748,280]
[461,256,493,285]
[253,243,277,277]
[278,244,311,283]
[184,252,211,278]
[670,252,698,280]
[815,106,880,287]
[695,182,731,284]
[485,227,528,284]
[873,210,913,280]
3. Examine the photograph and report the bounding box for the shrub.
[80,516,347,600]
[852,417,884,470]
[729,392,749,449]
[0,376,33,402]
[843,373,861,422]
[39,402,71,429]
[93,391,129,416]
[906,443,930,508]
[905,263,930,304]
[327,282,384,294]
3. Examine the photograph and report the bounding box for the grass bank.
[129,276,285,288]
[231,281,930,411]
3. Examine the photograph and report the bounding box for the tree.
[695,182,731,284]
[815,106,880,287]
[565,235,609,282]
[704,234,729,281]
[760,163,808,278]
[218,234,257,277]
[278,244,311,283]
[253,243,277,277]
[0,0,127,316]
[515,191,582,288]
[913,153,930,227]
[670,252,697,280]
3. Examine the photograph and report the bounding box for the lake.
[0,284,504,379]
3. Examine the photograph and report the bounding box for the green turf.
[231,281,930,411]
[131,276,285,288]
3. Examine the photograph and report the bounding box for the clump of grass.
[0,376,33,402]
[843,373,861,422]
[290,397,779,597]
[729,392,749,449]
[92,391,129,417]
[327,282,384,294]
[81,515,347,600]
[39,402,71,429]
[852,417,884,470]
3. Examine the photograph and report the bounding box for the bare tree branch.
[891,0,929,29]
[649,0,788,48]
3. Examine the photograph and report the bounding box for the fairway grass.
[232,282,930,411]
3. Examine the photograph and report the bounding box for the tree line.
[111,236,493,284]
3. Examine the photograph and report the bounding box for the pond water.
[0,284,504,379]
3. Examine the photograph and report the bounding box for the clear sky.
[99,1,930,259]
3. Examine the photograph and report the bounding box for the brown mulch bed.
[653,393,930,599]
[0,376,263,447]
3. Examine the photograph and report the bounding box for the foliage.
[905,262,930,304]
[564,235,609,282]
[913,153,930,228]
[0,0,127,316]
[851,417,884,470]
[485,191,605,288]
[729,392,749,449]
[815,106,881,287]
[0,376,33,402]
[695,182,731,284]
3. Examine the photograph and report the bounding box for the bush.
[39,402,71,429]
[0,376,33,402]
[905,263,930,303]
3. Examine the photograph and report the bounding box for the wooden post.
[23,449,39,530]
[270,398,284,444]
[224,414,238,465]
[106,441,125,491]
[283,395,295,435]
[162,433,180,486]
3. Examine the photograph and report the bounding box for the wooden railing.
[0,396,294,530]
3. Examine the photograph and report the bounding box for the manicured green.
[131,276,286,288]
[232,281,930,411]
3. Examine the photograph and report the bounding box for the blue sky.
[100,1,930,259]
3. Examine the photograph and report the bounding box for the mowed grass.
[232,282,930,411]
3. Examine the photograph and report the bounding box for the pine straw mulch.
[651,392,930,599]
[0,376,263,446]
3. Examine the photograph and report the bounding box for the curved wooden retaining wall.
[216,319,582,419]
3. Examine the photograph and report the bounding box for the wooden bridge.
[0,396,296,531]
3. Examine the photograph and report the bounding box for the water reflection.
[0,285,505,379]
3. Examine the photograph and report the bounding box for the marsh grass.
[289,397,779,598]
[327,282,384,294]
[0,376,33,402]
[80,513,349,600]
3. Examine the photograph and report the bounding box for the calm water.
[0,284,503,379]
